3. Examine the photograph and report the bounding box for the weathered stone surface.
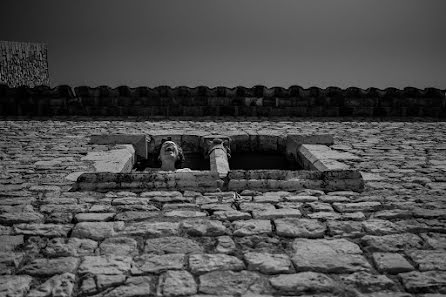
[189,254,245,274]
[14,224,73,237]
[164,210,207,218]
[276,201,303,209]
[399,271,446,293]
[0,275,33,297]
[44,237,97,257]
[114,211,159,221]
[19,257,80,276]
[71,221,124,240]
[121,221,180,236]
[291,238,371,273]
[144,236,203,254]
[99,237,138,256]
[96,274,126,291]
[275,218,326,238]
[408,250,446,271]
[212,210,251,221]
[361,233,424,252]
[239,203,275,212]
[0,251,24,272]
[421,233,446,249]
[233,220,272,236]
[111,197,154,207]
[27,273,75,297]
[78,256,132,275]
[327,220,363,237]
[362,219,404,235]
[284,195,318,202]
[319,195,350,203]
[0,225,12,235]
[307,202,333,212]
[215,236,236,254]
[200,203,234,211]
[133,254,185,274]
[75,212,115,222]
[81,144,135,173]
[40,204,89,214]
[0,235,23,251]
[96,276,154,297]
[142,191,189,203]
[270,272,337,294]
[244,252,293,274]
[198,270,265,295]
[252,208,301,219]
[333,202,381,212]
[157,270,197,297]
[0,212,44,224]
[340,271,397,293]
[180,219,227,236]
[373,209,413,220]
[372,253,414,274]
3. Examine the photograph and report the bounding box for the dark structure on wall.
[0,41,50,87]
[0,85,445,118]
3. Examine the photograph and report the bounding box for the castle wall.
[0,119,445,295]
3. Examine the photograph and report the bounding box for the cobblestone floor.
[0,119,446,297]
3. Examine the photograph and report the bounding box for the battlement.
[0,84,445,118]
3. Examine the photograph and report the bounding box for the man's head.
[158,140,185,170]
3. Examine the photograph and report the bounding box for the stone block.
[157,270,197,297]
[81,144,135,173]
[133,254,185,274]
[0,235,24,252]
[72,221,124,240]
[189,254,245,274]
[340,271,397,293]
[180,219,227,236]
[399,271,446,293]
[27,273,75,297]
[20,257,80,276]
[372,253,414,274]
[99,237,138,256]
[121,221,180,237]
[408,250,446,271]
[0,275,33,297]
[244,252,293,274]
[361,233,424,252]
[252,208,301,219]
[78,255,132,275]
[14,223,73,237]
[198,270,266,295]
[291,238,371,273]
[144,236,203,254]
[96,276,155,297]
[89,134,148,159]
[270,272,337,295]
[275,218,326,238]
[233,220,272,236]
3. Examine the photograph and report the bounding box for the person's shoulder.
[175,168,192,172]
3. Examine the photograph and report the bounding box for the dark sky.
[1,0,445,88]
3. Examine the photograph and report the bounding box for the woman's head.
[158,140,185,170]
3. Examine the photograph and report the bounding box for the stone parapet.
[0,84,445,117]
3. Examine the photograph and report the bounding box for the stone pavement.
[0,119,446,297]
